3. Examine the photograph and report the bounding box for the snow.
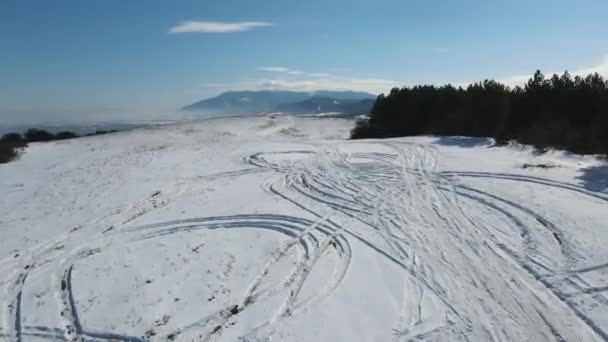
[1,115,607,341]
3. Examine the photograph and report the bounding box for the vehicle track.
[246,141,607,341]
[3,139,608,341]
[0,213,351,342]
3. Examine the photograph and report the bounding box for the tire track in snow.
[442,171,608,202]
[247,145,474,339]
[247,142,607,341]
[135,214,351,341]
[1,214,351,342]
[4,272,28,342]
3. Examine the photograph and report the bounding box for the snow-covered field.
[1,115,607,341]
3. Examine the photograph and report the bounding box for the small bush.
[350,119,371,139]
[493,137,510,146]
[55,131,79,140]
[24,128,55,142]
[83,129,118,137]
[0,141,27,164]
[1,132,24,143]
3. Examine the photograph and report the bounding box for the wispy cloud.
[257,66,290,72]
[308,73,330,77]
[169,21,272,34]
[257,66,335,79]
[255,77,398,93]
[198,74,399,96]
[195,65,401,96]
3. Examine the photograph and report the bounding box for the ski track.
[1,137,607,341]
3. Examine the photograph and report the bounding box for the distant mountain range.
[181,90,376,116]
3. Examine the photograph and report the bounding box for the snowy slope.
[1,116,607,341]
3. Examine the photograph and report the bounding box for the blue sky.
[1,0,608,124]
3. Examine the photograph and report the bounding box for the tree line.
[351,71,608,155]
[0,128,117,163]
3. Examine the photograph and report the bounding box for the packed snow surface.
[1,116,608,341]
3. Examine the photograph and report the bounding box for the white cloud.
[169,21,272,34]
[256,77,397,93]
[257,67,338,79]
[198,75,399,96]
[195,66,402,96]
[500,54,608,87]
[573,54,608,76]
[257,66,290,72]
[498,74,534,88]
[257,66,306,75]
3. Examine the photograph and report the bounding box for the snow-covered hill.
[1,116,607,341]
